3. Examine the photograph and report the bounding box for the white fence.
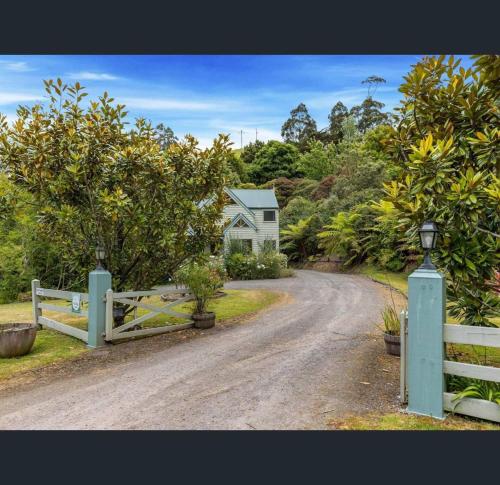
[443,323,500,423]
[400,311,500,423]
[105,287,194,341]
[31,279,89,343]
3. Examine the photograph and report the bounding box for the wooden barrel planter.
[383,333,400,356]
[192,312,216,329]
[0,323,38,358]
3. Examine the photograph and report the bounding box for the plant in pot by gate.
[380,303,401,356]
[175,257,226,329]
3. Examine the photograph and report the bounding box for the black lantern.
[418,221,438,269]
[95,243,106,270]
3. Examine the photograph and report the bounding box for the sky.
[0,55,474,148]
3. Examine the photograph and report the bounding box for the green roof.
[228,189,279,209]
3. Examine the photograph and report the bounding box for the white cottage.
[222,188,279,254]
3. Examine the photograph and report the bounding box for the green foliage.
[297,140,336,180]
[281,215,322,262]
[350,96,390,133]
[381,304,400,336]
[261,177,299,207]
[449,376,500,407]
[224,251,287,280]
[0,175,74,302]
[226,237,252,256]
[279,196,316,229]
[364,200,410,272]
[281,103,318,151]
[0,79,231,294]
[225,151,248,185]
[384,55,500,326]
[328,101,349,144]
[311,175,335,201]
[240,140,265,166]
[318,211,364,265]
[247,141,302,185]
[174,257,226,315]
[154,123,177,150]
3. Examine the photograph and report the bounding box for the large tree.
[240,140,265,165]
[328,101,349,143]
[297,140,336,180]
[350,97,390,133]
[247,141,302,185]
[0,79,231,293]
[385,55,500,326]
[154,123,178,150]
[281,103,317,150]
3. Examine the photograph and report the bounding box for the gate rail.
[31,279,89,343]
[105,287,194,341]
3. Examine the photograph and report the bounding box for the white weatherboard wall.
[222,202,279,253]
[253,207,279,252]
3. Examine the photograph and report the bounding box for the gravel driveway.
[0,270,395,430]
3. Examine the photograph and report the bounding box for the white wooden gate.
[105,287,194,341]
[31,279,89,343]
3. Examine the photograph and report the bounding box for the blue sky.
[0,55,473,148]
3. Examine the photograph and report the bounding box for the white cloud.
[67,71,119,81]
[122,97,224,111]
[0,61,34,72]
[0,92,42,105]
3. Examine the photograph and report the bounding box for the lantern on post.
[418,221,438,270]
[95,243,106,270]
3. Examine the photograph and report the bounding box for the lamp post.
[407,218,445,419]
[418,221,439,270]
[95,243,106,270]
[88,242,111,348]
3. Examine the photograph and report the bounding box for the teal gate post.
[407,268,445,419]
[88,269,112,348]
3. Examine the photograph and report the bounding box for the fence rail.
[443,322,500,423]
[32,279,89,344]
[444,323,500,347]
[443,392,500,423]
[105,287,194,342]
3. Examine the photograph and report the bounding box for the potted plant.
[175,258,226,329]
[381,304,401,356]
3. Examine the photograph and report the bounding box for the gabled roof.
[223,213,257,234]
[198,188,279,211]
[228,189,279,209]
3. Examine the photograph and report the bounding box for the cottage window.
[263,210,276,222]
[263,240,277,251]
[234,218,250,228]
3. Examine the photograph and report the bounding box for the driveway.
[0,270,395,430]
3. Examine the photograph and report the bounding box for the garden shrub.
[224,251,288,280]
[174,257,226,314]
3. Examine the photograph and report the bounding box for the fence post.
[399,309,408,404]
[88,269,112,348]
[31,279,42,328]
[407,268,445,419]
[105,289,114,342]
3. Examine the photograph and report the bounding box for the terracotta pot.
[0,323,38,358]
[383,332,400,356]
[192,312,216,329]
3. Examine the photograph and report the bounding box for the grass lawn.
[0,288,281,380]
[357,264,410,296]
[331,412,500,431]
